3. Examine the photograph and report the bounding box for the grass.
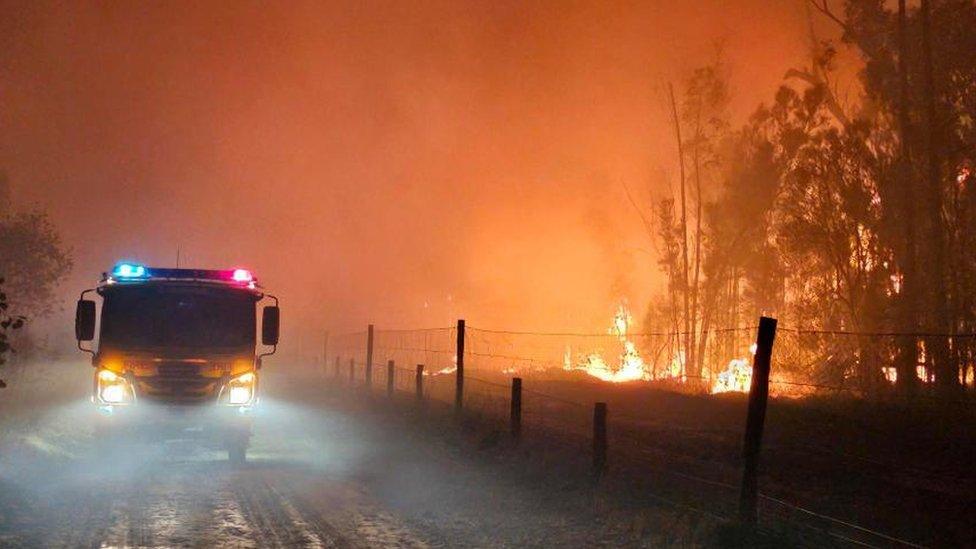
[313,368,972,546]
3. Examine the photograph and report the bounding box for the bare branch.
[784,68,852,128]
[808,0,849,32]
[621,179,656,239]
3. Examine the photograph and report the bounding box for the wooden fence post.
[455,319,465,414]
[348,358,355,385]
[387,359,395,398]
[510,377,522,440]
[415,364,425,405]
[365,324,374,390]
[593,402,608,479]
[739,316,777,526]
[323,330,329,376]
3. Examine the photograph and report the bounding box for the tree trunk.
[894,0,919,392]
[691,109,704,377]
[920,0,958,390]
[669,82,693,377]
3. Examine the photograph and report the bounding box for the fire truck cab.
[75,262,280,463]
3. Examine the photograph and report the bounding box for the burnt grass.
[295,371,975,547]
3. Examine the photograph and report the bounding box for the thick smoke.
[0,1,813,358]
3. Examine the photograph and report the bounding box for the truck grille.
[157,362,201,378]
[135,362,220,404]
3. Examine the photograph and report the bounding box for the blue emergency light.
[107,261,256,286]
[112,262,147,278]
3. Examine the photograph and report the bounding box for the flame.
[882,366,898,383]
[664,350,686,380]
[916,365,931,382]
[880,364,935,384]
[562,305,757,393]
[563,305,651,382]
[711,358,752,393]
[424,354,458,376]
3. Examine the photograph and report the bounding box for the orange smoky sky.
[0,1,819,345]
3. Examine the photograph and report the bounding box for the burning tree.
[631,2,976,394]
[652,53,734,385]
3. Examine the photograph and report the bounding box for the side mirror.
[261,306,280,346]
[75,300,96,341]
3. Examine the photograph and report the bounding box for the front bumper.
[94,402,253,442]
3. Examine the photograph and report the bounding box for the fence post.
[739,316,777,526]
[593,402,608,479]
[387,359,395,398]
[455,319,465,414]
[510,377,522,440]
[323,330,329,376]
[415,364,425,405]
[365,324,374,390]
[348,358,355,385]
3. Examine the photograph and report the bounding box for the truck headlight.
[97,369,133,404]
[224,372,256,405]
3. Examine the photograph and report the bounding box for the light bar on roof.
[112,262,147,278]
[107,263,257,286]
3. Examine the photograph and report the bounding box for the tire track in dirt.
[231,470,350,548]
[99,462,226,547]
[41,486,115,548]
[269,470,432,549]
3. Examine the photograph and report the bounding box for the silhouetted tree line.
[649,1,976,393]
[0,173,72,369]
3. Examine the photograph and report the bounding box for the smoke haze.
[0,0,815,348]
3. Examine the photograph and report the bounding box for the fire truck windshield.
[100,286,257,350]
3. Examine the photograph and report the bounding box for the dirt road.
[6,460,428,548]
[0,390,437,548]
[0,365,726,548]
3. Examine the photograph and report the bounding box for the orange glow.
[0,2,816,357]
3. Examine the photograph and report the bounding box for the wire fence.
[326,321,975,547]
[333,323,976,399]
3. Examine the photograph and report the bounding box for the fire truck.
[74,262,279,463]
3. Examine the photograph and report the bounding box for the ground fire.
[561,305,757,393]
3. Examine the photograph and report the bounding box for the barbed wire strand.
[468,325,757,338]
